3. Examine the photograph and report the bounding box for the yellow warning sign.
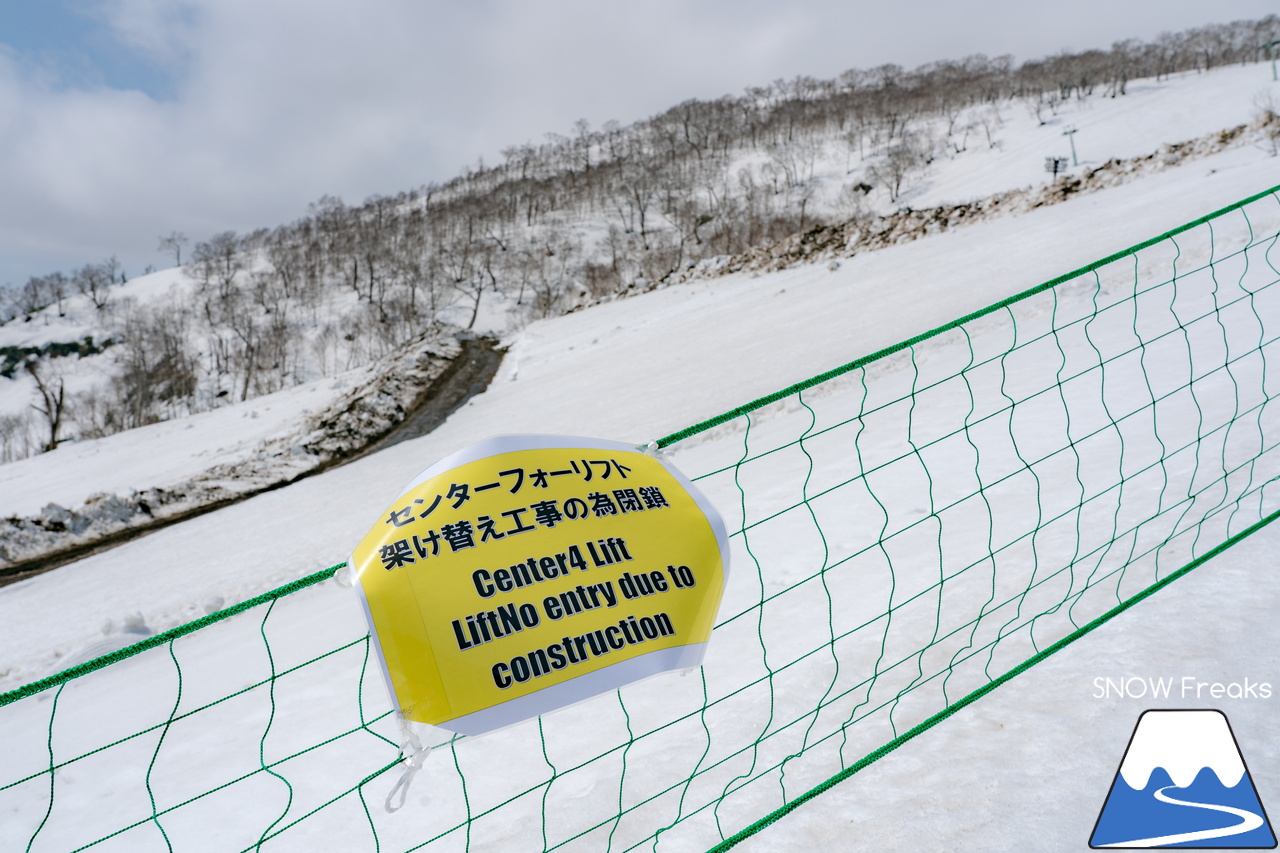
[350,435,729,735]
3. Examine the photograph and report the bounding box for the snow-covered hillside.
[1,142,1275,663]
[2,63,1278,562]
[2,59,1279,852]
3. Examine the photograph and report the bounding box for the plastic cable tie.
[637,440,668,459]
[385,718,431,813]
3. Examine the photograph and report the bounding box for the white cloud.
[96,0,201,68]
[0,0,1275,287]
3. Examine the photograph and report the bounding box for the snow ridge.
[1119,711,1247,790]
[0,331,460,575]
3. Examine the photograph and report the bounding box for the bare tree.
[527,231,578,316]
[977,104,1003,149]
[75,259,115,311]
[610,160,660,249]
[159,231,189,267]
[27,273,72,317]
[460,242,501,331]
[867,132,934,203]
[0,411,39,463]
[189,231,244,305]
[25,359,67,451]
[111,300,200,425]
[15,277,50,316]
[765,134,820,187]
[0,285,16,323]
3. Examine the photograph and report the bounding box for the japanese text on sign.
[350,435,729,736]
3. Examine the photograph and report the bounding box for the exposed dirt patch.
[352,336,505,460]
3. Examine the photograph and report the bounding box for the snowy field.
[3,63,1280,851]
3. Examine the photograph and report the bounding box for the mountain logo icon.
[1090,710,1276,848]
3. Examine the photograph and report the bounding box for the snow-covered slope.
[731,530,1280,852]
[1,61,1275,504]
[905,64,1278,209]
[1,142,1274,677]
[2,62,1279,852]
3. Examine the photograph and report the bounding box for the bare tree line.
[4,256,125,320]
[1,15,1276,462]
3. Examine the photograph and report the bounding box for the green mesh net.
[3,185,1279,852]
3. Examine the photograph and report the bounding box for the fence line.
[3,183,1279,852]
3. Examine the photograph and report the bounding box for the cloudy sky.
[0,0,1274,288]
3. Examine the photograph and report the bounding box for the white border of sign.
[350,434,731,736]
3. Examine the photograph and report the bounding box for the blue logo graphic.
[1090,710,1275,848]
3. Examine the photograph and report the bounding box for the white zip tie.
[637,440,669,459]
[385,716,431,813]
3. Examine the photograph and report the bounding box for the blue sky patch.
[0,0,181,99]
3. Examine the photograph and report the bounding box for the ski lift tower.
[1063,126,1079,166]
[1265,39,1280,82]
